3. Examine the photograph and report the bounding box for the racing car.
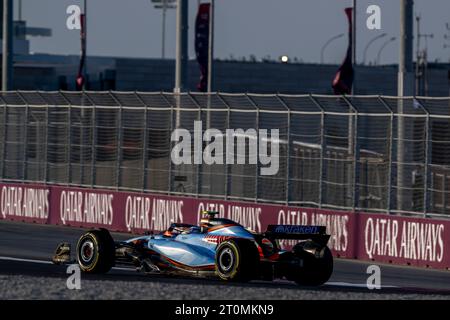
[53,210,333,286]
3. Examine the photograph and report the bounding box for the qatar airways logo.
[59,191,114,225]
[171,121,279,176]
[197,202,262,232]
[125,196,183,232]
[0,186,49,219]
[364,217,445,262]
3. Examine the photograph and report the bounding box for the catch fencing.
[1,91,450,218]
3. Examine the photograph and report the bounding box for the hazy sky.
[20,0,450,64]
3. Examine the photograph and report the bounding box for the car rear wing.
[264,225,330,246]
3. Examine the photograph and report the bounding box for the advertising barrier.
[1,182,449,270]
[358,213,448,269]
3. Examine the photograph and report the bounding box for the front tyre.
[215,239,259,282]
[76,229,115,274]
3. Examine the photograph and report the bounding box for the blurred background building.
[0,0,449,95]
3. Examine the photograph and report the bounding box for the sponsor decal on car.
[203,235,234,244]
[273,225,321,234]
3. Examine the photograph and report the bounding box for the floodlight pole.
[397,0,414,212]
[175,0,188,93]
[18,0,22,20]
[207,0,215,94]
[84,0,87,90]
[206,0,215,130]
[2,0,13,91]
[162,0,167,59]
[174,0,188,127]
[351,0,356,94]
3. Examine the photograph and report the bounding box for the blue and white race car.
[53,211,333,286]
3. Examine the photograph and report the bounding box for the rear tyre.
[215,239,259,282]
[76,229,115,274]
[290,241,333,286]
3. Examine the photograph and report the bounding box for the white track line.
[327,281,398,288]
[0,255,135,272]
[0,256,52,264]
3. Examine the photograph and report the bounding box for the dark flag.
[195,3,210,92]
[332,7,354,95]
[76,13,86,91]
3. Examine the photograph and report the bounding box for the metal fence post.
[190,93,203,197]
[246,94,259,202]
[422,105,431,217]
[57,92,73,186]
[116,103,123,190]
[142,105,149,191]
[1,102,7,179]
[309,95,325,208]
[225,99,230,200]
[185,93,203,197]
[319,111,325,208]
[343,96,359,211]
[68,103,72,185]
[275,94,291,205]
[388,105,394,213]
[135,92,149,192]
[286,108,291,205]
[22,102,29,181]
[79,92,96,186]
[0,97,8,179]
[90,104,97,188]
[377,96,394,213]
[105,92,125,190]
[15,92,28,182]
[407,98,431,216]
[214,93,231,200]
[44,103,49,183]
[255,105,259,202]
[167,105,173,193]
[80,94,85,185]
[353,110,360,211]
[165,93,174,194]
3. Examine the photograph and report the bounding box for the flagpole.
[175,0,188,93]
[2,0,13,91]
[206,0,214,130]
[84,0,87,90]
[207,0,214,94]
[175,0,188,128]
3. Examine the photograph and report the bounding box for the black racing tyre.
[215,239,259,282]
[76,229,115,274]
[290,241,333,286]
